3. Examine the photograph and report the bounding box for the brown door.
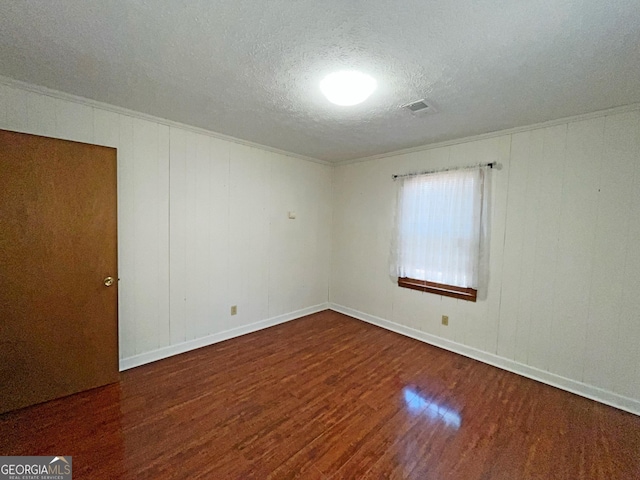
[0,129,119,414]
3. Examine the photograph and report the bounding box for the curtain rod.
[391,162,495,180]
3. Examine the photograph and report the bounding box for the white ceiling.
[1,1,639,162]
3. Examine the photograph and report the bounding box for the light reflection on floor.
[402,386,462,429]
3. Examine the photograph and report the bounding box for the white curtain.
[391,166,491,293]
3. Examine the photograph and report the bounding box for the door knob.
[104,276,114,287]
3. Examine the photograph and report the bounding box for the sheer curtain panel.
[391,166,491,301]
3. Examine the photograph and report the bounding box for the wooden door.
[0,129,119,414]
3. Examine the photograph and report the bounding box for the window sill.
[398,277,477,302]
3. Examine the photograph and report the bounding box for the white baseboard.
[119,303,329,371]
[329,303,640,417]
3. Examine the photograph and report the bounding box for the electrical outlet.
[441,315,449,326]
[231,305,237,315]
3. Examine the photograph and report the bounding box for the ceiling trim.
[0,75,332,166]
[336,102,640,166]
[3,74,638,168]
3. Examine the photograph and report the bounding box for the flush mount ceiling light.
[320,71,377,106]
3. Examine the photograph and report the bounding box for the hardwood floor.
[1,310,639,479]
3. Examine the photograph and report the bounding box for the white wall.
[3,78,639,415]
[0,82,331,368]
[330,109,640,414]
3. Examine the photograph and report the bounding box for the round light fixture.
[319,70,377,106]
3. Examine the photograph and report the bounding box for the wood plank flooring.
[1,310,639,479]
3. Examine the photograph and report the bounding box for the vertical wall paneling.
[199,134,213,338]
[549,117,604,381]
[512,129,544,365]
[331,108,640,413]
[317,164,333,316]
[207,137,231,335]
[615,112,640,400]
[0,85,28,132]
[116,115,136,359]
[54,98,94,144]
[497,129,546,363]
[185,131,213,340]
[476,136,511,355]
[0,84,8,127]
[26,92,57,137]
[1,82,331,368]
[169,127,188,345]
[5,79,640,412]
[596,112,640,397]
[156,124,171,349]
[127,118,170,355]
[331,159,395,321]
[228,144,270,328]
[93,109,120,148]
[268,154,299,318]
[267,155,330,318]
[497,132,529,360]
[524,125,568,371]
[132,119,159,353]
[183,131,196,339]
[582,113,636,390]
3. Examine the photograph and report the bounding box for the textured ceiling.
[1,1,639,162]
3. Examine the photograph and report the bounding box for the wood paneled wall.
[331,110,640,411]
[0,83,332,365]
[3,78,639,413]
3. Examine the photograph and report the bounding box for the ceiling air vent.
[402,99,437,115]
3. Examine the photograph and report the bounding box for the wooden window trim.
[398,277,477,302]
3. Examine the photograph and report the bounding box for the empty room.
[1,1,639,479]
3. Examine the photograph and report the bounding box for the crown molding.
[0,75,332,166]
[4,74,638,169]
[335,102,640,166]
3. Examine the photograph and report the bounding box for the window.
[391,166,490,302]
